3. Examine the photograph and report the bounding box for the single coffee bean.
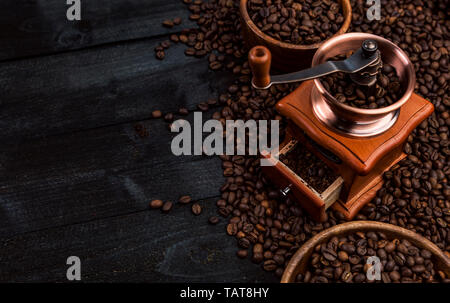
[173,17,182,25]
[151,110,162,118]
[178,108,189,115]
[191,203,202,215]
[263,260,278,272]
[161,201,173,213]
[179,195,192,204]
[155,50,165,60]
[237,249,248,259]
[149,199,163,209]
[162,20,174,28]
[227,223,238,236]
[208,216,219,225]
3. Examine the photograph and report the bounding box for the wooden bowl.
[240,0,352,72]
[281,221,450,283]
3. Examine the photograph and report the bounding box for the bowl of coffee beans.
[240,0,352,72]
[281,221,450,283]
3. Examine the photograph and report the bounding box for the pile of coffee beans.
[350,0,450,254]
[296,231,449,283]
[322,63,404,109]
[280,143,338,193]
[247,0,345,45]
[145,0,450,283]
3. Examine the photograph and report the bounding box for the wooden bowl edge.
[281,221,450,283]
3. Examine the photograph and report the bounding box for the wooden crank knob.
[248,46,272,89]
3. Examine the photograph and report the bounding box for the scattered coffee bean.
[164,113,174,122]
[179,108,189,115]
[151,110,162,118]
[161,201,173,213]
[173,17,182,25]
[237,249,248,259]
[149,199,163,209]
[162,19,174,28]
[208,216,219,225]
[192,203,202,215]
[179,195,192,204]
[155,50,165,60]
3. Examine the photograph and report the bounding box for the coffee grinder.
[249,33,434,222]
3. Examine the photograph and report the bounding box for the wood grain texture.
[0,1,275,282]
[0,197,278,282]
[0,116,223,238]
[0,0,195,61]
[0,37,232,145]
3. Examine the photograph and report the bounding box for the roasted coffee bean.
[151,110,162,118]
[173,17,182,25]
[197,102,209,112]
[227,223,238,236]
[208,216,219,225]
[162,19,174,28]
[263,260,278,272]
[179,195,192,204]
[179,108,189,115]
[161,40,171,49]
[237,249,248,259]
[238,237,251,249]
[155,50,165,60]
[164,113,174,122]
[191,203,202,215]
[161,201,173,213]
[149,199,163,209]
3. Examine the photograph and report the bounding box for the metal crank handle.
[248,40,380,89]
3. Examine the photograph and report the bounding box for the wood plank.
[0,36,232,145]
[0,0,195,61]
[0,198,278,282]
[0,116,224,237]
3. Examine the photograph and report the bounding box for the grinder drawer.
[262,139,344,222]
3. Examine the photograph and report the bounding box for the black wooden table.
[0,0,278,282]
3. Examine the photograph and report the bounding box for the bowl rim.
[312,32,416,115]
[239,0,353,51]
[281,221,450,283]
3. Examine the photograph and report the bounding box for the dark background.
[0,0,278,282]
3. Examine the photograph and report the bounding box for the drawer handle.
[280,184,292,196]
